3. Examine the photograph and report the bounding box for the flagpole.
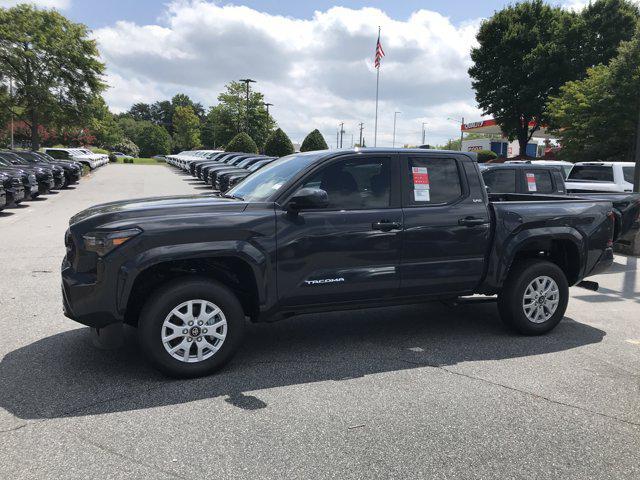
[374,26,380,147]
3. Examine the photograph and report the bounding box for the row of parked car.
[166,150,277,192]
[0,148,108,213]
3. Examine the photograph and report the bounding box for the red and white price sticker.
[526,172,537,192]
[412,167,430,201]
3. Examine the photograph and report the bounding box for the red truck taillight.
[607,211,615,247]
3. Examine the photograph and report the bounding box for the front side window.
[623,166,635,184]
[227,152,324,202]
[482,169,516,193]
[299,157,391,210]
[568,166,614,182]
[524,170,553,193]
[405,157,462,205]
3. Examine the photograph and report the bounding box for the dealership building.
[461,119,555,158]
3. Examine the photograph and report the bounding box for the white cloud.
[0,0,70,8]
[95,1,484,146]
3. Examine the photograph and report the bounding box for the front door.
[275,154,402,306]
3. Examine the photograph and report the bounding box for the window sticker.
[412,166,430,201]
[526,172,537,192]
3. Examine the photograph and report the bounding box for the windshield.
[227,152,325,202]
[568,165,614,182]
[622,166,635,184]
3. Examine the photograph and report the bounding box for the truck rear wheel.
[497,259,569,335]
[138,278,246,378]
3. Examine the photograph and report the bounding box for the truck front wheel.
[138,278,246,378]
[497,260,569,335]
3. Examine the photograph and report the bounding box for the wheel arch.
[118,244,269,326]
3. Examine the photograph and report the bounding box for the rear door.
[399,154,491,295]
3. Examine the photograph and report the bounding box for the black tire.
[138,277,246,378]
[497,259,569,335]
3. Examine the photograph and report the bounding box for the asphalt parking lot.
[0,164,639,479]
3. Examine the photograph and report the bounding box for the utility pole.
[392,111,401,148]
[9,76,14,149]
[421,122,427,145]
[358,122,364,147]
[339,122,345,148]
[263,102,273,117]
[336,128,339,149]
[634,101,640,192]
[239,78,256,132]
[460,116,464,151]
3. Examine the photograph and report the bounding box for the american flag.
[374,31,385,68]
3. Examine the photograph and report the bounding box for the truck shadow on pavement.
[0,302,605,420]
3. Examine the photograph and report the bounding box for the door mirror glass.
[288,187,329,211]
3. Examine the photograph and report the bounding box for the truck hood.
[69,194,247,227]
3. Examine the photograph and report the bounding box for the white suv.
[565,161,635,193]
[44,148,108,170]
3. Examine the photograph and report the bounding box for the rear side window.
[405,157,462,205]
[524,170,554,193]
[623,166,635,184]
[482,169,516,193]
[568,166,614,182]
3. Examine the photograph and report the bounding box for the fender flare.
[491,226,586,290]
[115,240,270,315]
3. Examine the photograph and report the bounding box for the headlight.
[83,228,142,256]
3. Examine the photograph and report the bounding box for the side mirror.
[287,187,329,212]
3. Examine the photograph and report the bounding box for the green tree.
[469,1,578,156]
[117,116,141,143]
[225,132,258,154]
[172,94,205,120]
[300,129,328,152]
[577,0,640,71]
[548,27,640,165]
[128,103,153,122]
[89,97,123,147]
[150,100,173,132]
[0,4,105,149]
[112,137,139,157]
[264,128,294,157]
[136,121,172,157]
[476,150,498,163]
[207,81,276,149]
[172,105,200,151]
[468,0,638,157]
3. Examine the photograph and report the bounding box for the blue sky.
[66,1,523,29]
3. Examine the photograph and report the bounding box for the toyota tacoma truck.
[62,149,615,377]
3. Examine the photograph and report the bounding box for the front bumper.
[61,259,122,329]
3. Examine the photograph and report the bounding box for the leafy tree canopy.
[264,128,294,157]
[0,4,105,149]
[136,121,172,157]
[300,129,328,152]
[547,27,640,166]
[225,132,258,154]
[204,81,275,149]
[469,0,639,156]
[172,105,200,151]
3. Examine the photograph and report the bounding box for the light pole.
[447,116,465,150]
[339,122,345,148]
[239,78,256,132]
[421,122,427,145]
[9,76,14,149]
[263,102,273,117]
[392,111,401,148]
[358,122,364,147]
